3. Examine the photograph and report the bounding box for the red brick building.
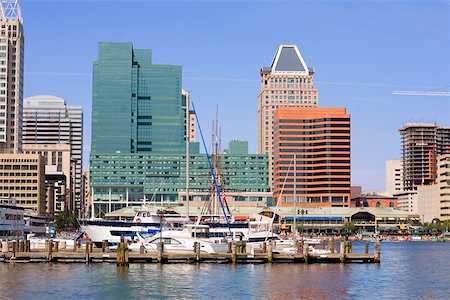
[351,194,398,208]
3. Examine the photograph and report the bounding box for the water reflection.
[0,242,449,299]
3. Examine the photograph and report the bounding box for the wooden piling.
[54,241,59,253]
[330,239,335,254]
[46,241,53,262]
[102,240,108,253]
[194,241,201,262]
[89,241,94,253]
[18,240,24,252]
[365,242,369,254]
[231,242,237,264]
[12,241,16,258]
[227,241,232,253]
[116,242,129,266]
[140,244,145,255]
[268,241,275,263]
[85,242,90,264]
[303,242,309,264]
[374,241,381,263]
[235,241,242,254]
[295,239,301,254]
[25,240,30,252]
[2,241,9,253]
[340,242,345,264]
[156,242,164,263]
[262,242,267,254]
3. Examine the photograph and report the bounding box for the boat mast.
[185,90,190,220]
[191,101,233,239]
[265,159,292,242]
[294,153,297,236]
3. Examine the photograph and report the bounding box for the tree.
[53,211,80,231]
[343,222,356,233]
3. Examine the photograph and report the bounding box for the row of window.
[0,165,38,170]
[0,179,38,184]
[0,193,38,198]
[0,172,38,177]
[0,186,38,190]
[0,158,38,163]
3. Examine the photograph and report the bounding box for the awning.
[284,216,343,221]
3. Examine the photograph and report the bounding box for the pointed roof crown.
[0,0,22,23]
[270,44,309,75]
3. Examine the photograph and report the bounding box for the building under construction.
[399,123,450,189]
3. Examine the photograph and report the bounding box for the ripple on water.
[0,242,449,299]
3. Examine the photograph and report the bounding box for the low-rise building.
[105,205,419,234]
[351,193,397,208]
[0,154,46,216]
[22,143,73,213]
[90,141,269,217]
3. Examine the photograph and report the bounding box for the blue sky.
[21,0,450,191]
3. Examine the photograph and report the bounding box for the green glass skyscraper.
[90,42,270,217]
[92,42,184,155]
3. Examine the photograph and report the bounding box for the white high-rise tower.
[0,0,23,154]
[257,45,319,186]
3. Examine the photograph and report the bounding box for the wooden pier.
[0,240,380,265]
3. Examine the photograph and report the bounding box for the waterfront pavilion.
[103,205,419,234]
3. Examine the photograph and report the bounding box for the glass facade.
[90,43,269,216]
[91,42,184,155]
[90,150,269,215]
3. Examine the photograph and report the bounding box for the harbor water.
[0,242,449,299]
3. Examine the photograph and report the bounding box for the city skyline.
[20,0,450,191]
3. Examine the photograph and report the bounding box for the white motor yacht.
[129,224,228,254]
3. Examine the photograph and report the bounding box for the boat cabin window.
[249,223,269,233]
[151,238,181,245]
[192,232,225,238]
[110,231,134,236]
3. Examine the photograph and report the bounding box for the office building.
[23,95,83,211]
[0,153,46,216]
[22,143,73,212]
[0,0,24,154]
[257,44,319,185]
[399,123,450,189]
[90,141,269,216]
[386,159,403,196]
[90,42,214,216]
[91,42,184,155]
[272,107,351,207]
[81,170,90,216]
[182,89,196,142]
[437,154,450,219]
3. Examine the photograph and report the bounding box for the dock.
[0,240,381,264]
